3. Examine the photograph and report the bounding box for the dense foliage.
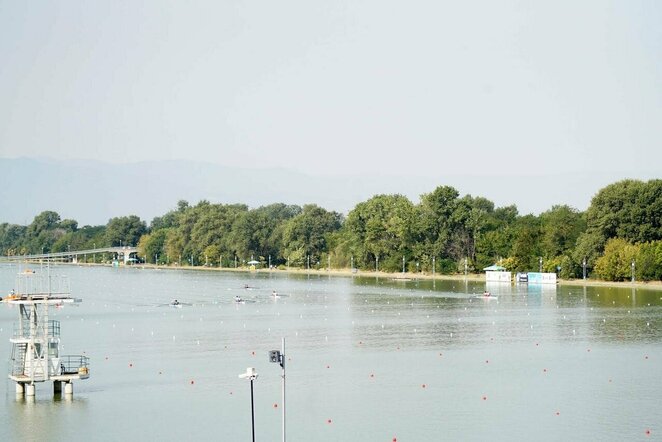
[1,179,661,281]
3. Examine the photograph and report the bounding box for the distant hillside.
[0,157,649,226]
[0,158,436,225]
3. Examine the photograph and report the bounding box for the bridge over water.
[2,247,139,264]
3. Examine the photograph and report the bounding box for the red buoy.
[190,380,194,385]
[327,419,332,424]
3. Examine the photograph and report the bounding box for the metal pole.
[631,260,635,283]
[281,337,286,442]
[402,256,405,274]
[432,256,435,276]
[250,378,256,442]
[583,258,586,280]
[539,257,542,273]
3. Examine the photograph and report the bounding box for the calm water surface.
[1,264,660,441]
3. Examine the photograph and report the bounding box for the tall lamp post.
[269,338,286,442]
[582,258,587,280]
[631,259,635,283]
[239,367,258,442]
[539,256,543,273]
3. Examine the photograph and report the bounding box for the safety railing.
[12,320,60,339]
[60,355,90,375]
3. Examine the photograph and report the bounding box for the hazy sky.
[1,1,660,180]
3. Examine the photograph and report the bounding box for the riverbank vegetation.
[1,179,660,282]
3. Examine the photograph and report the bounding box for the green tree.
[539,205,585,258]
[577,179,662,263]
[509,215,542,271]
[105,215,147,247]
[475,205,519,270]
[635,241,662,281]
[282,204,342,266]
[448,195,494,267]
[416,186,460,259]
[138,229,169,263]
[594,238,639,281]
[0,223,26,255]
[344,194,416,270]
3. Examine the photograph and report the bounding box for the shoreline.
[44,261,662,291]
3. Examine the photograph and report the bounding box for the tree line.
[1,179,661,282]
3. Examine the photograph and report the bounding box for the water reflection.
[8,393,88,441]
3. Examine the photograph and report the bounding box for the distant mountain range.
[0,157,653,226]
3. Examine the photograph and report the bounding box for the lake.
[0,264,660,441]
